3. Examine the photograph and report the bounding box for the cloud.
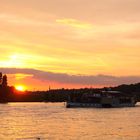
[56,18,93,29]
[0,68,140,87]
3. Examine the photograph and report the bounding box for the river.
[0,102,139,140]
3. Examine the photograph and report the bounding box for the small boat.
[66,91,137,108]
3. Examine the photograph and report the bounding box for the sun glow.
[15,85,26,91]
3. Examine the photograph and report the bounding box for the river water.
[0,102,139,140]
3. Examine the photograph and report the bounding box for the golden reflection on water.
[0,102,139,140]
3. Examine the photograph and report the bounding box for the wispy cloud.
[56,18,93,29]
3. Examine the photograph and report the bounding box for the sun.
[15,85,26,91]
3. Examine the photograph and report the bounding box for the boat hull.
[66,102,136,108]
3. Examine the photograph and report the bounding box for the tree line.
[0,74,140,102]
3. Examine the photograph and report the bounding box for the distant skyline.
[0,0,140,90]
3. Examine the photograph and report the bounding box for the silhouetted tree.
[0,74,9,103]
[2,75,8,87]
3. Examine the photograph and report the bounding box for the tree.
[2,75,8,87]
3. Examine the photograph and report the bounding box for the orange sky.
[0,0,140,90]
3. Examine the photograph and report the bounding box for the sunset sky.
[0,0,140,90]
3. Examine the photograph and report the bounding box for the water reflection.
[0,102,139,140]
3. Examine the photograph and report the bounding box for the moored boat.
[66,91,137,108]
